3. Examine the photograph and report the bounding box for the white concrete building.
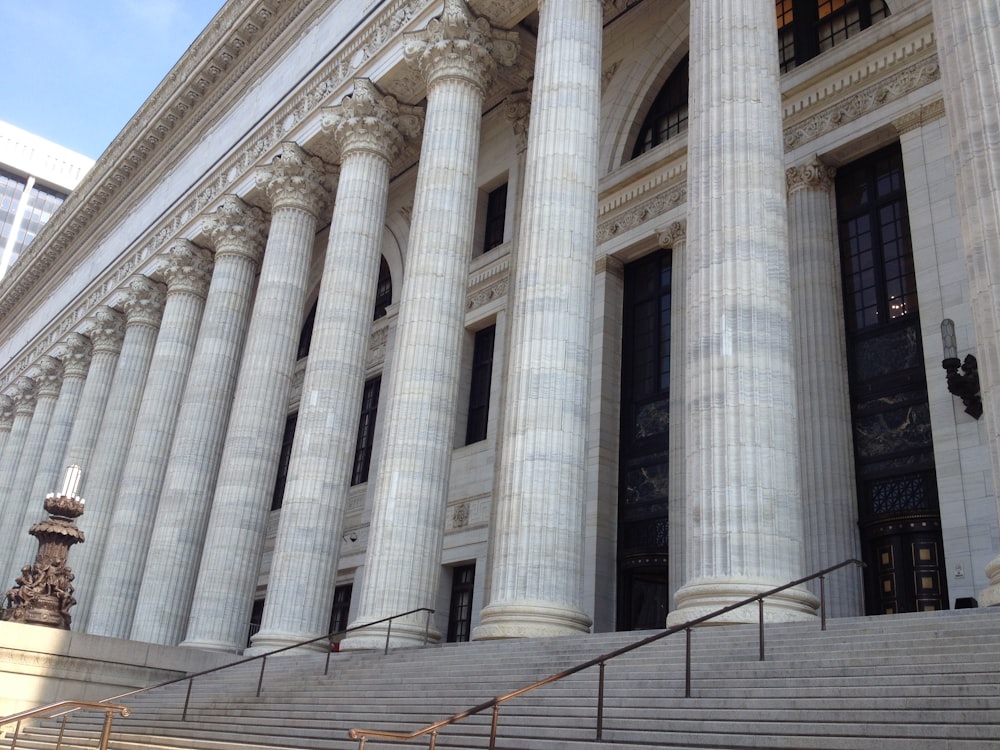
[1,0,999,654]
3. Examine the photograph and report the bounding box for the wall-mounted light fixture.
[941,319,982,419]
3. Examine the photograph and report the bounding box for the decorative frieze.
[786,158,837,195]
[892,98,946,135]
[597,185,687,244]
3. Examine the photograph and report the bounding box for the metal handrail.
[101,606,435,719]
[0,700,130,750]
[349,559,866,749]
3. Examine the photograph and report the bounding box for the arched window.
[778,0,890,73]
[632,55,689,158]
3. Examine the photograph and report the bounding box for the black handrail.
[349,559,865,749]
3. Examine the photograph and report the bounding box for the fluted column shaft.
[74,276,166,630]
[667,0,816,624]
[3,359,63,580]
[930,0,1000,607]
[0,379,37,553]
[787,160,862,616]
[251,82,420,652]
[0,398,13,491]
[131,198,266,646]
[88,242,213,638]
[663,222,687,605]
[183,143,332,652]
[474,0,600,640]
[344,1,518,650]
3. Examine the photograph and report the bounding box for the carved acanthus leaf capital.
[321,79,424,165]
[657,220,687,248]
[404,0,520,96]
[504,90,531,153]
[30,356,64,399]
[786,157,836,195]
[53,333,93,380]
[202,195,268,266]
[0,394,13,429]
[10,376,37,415]
[82,307,125,356]
[255,142,335,218]
[160,240,214,299]
[120,275,167,329]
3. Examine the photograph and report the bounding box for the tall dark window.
[465,325,496,445]
[297,301,317,359]
[271,412,298,510]
[633,55,688,158]
[328,584,353,634]
[617,249,672,630]
[482,184,507,253]
[778,0,890,72]
[351,376,381,485]
[838,143,947,614]
[446,564,475,643]
[374,257,392,320]
[247,598,265,647]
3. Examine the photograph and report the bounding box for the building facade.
[1,0,999,653]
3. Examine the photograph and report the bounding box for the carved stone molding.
[786,157,837,195]
[160,241,214,299]
[367,325,390,368]
[503,90,531,154]
[321,79,424,165]
[121,276,168,330]
[255,142,336,218]
[595,254,625,278]
[53,333,93,381]
[657,219,687,248]
[82,307,126,357]
[784,56,940,151]
[403,0,520,96]
[202,195,269,265]
[9,376,37,415]
[597,186,687,244]
[0,394,13,430]
[893,98,946,135]
[30,357,64,399]
[467,277,509,311]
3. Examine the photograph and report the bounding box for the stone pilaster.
[2,357,64,581]
[131,198,267,646]
[250,81,421,652]
[474,0,599,640]
[667,0,816,625]
[183,143,333,653]
[87,241,213,638]
[929,0,1000,608]
[343,0,518,650]
[74,276,166,630]
[786,159,862,616]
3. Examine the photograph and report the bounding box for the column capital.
[403,0,520,96]
[0,394,12,429]
[120,275,167,329]
[503,90,531,154]
[82,306,126,356]
[657,219,687,248]
[160,240,214,300]
[202,195,268,266]
[53,333,93,380]
[8,376,37,415]
[29,356,64,399]
[321,79,423,164]
[786,157,837,195]
[255,142,335,218]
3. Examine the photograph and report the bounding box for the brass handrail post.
[56,713,68,750]
[820,574,827,631]
[10,719,22,750]
[256,655,267,697]
[596,660,606,740]
[758,598,765,661]
[97,710,114,750]
[684,627,692,698]
[384,618,392,655]
[428,729,437,749]
[182,678,193,721]
[489,704,500,750]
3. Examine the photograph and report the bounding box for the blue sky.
[1,1,225,160]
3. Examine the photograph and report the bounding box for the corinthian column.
[667,0,816,625]
[74,275,166,630]
[183,144,333,652]
[474,0,600,640]
[786,158,862,616]
[0,378,37,531]
[930,0,1000,608]
[3,358,63,580]
[250,81,421,653]
[0,397,13,487]
[87,241,213,638]
[343,0,518,651]
[131,198,266,646]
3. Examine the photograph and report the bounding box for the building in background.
[0,121,93,280]
[0,0,998,656]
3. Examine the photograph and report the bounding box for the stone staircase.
[4,608,1000,750]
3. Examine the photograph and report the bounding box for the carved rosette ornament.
[786,157,837,195]
[403,0,520,95]
[160,240,214,300]
[255,142,335,219]
[82,306,126,357]
[202,195,268,266]
[53,333,93,381]
[121,275,167,329]
[657,219,687,249]
[1,466,86,630]
[321,79,424,165]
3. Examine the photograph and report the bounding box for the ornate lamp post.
[1,465,85,629]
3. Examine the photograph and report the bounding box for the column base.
[178,637,243,654]
[977,555,1000,607]
[472,602,592,640]
[339,615,441,652]
[245,629,330,656]
[666,578,819,627]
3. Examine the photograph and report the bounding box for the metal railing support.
[98,710,114,750]
[820,574,827,631]
[596,660,606,740]
[489,704,500,750]
[182,678,193,720]
[56,714,69,750]
[256,655,267,697]
[685,627,692,698]
[758,598,766,661]
[384,619,392,655]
